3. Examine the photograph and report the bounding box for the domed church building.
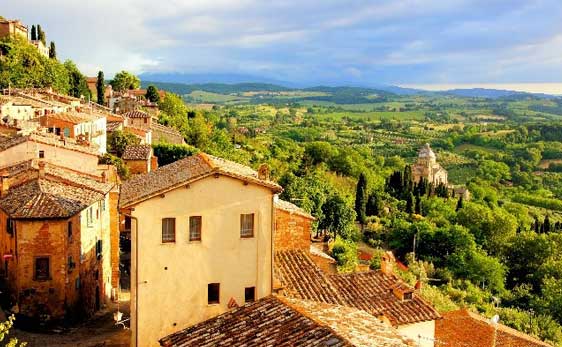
[413,143,448,185]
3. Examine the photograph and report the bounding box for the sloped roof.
[275,249,344,304]
[275,199,315,220]
[330,271,441,326]
[122,144,152,160]
[274,249,440,326]
[119,153,282,208]
[435,309,552,347]
[0,160,112,219]
[159,296,411,347]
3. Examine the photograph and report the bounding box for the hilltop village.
[0,17,559,347]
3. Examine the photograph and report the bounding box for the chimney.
[258,164,270,181]
[415,280,422,291]
[380,251,395,275]
[392,282,414,301]
[38,160,46,178]
[101,171,107,183]
[0,173,9,198]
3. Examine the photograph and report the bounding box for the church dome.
[418,143,436,159]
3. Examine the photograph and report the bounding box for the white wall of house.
[0,141,99,174]
[129,175,274,346]
[0,102,35,122]
[397,320,435,347]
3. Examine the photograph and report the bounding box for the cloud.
[2,0,562,84]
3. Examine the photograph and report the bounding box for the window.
[6,218,14,236]
[162,218,176,243]
[35,257,50,281]
[87,207,93,225]
[67,221,72,240]
[38,150,45,159]
[208,283,220,304]
[240,213,255,238]
[143,118,148,124]
[189,216,202,241]
[96,239,103,259]
[64,127,70,137]
[245,287,255,303]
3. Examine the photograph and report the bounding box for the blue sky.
[4,0,562,86]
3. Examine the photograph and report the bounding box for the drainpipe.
[121,211,138,347]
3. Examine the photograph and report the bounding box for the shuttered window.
[189,216,202,241]
[240,213,255,238]
[162,218,176,243]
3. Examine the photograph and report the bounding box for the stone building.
[0,160,117,322]
[119,153,282,346]
[274,198,314,251]
[122,144,156,175]
[412,143,448,185]
[40,111,107,154]
[0,19,28,40]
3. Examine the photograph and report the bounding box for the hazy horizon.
[400,83,562,95]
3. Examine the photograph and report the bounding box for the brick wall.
[274,208,312,251]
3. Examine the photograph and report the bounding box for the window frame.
[161,218,176,243]
[207,283,220,305]
[34,256,50,281]
[38,150,45,159]
[240,213,255,238]
[189,216,202,242]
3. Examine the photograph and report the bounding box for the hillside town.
[0,16,558,347]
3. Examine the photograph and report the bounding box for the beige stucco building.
[413,143,448,185]
[119,153,281,346]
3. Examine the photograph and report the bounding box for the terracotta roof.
[42,111,102,124]
[122,145,152,160]
[159,295,411,347]
[0,132,99,156]
[119,153,282,208]
[283,297,413,347]
[107,121,122,132]
[0,160,113,219]
[124,110,150,118]
[275,250,344,304]
[274,249,440,326]
[435,309,552,347]
[275,199,315,220]
[0,135,28,151]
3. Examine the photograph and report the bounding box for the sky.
[4,0,562,90]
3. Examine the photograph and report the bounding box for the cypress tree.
[406,192,414,214]
[145,85,160,103]
[544,215,551,233]
[48,41,56,59]
[31,25,37,41]
[456,196,464,211]
[366,192,380,217]
[355,173,368,224]
[37,25,46,45]
[534,216,541,233]
[415,192,422,215]
[96,71,105,105]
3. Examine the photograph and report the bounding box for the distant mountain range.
[139,72,558,99]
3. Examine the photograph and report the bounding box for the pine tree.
[406,192,414,214]
[456,196,464,211]
[96,71,105,105]
[355,173,368,224]
[30,25,37,41]
[48,41,56,59]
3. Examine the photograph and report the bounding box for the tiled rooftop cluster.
[274,249,441,326]
[122,144,152,160]
[159,296,412,347]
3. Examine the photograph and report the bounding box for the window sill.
[240,236,255,239]
[188,239,202,243]
[207,302,220,306]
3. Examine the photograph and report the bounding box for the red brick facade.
[274,208,313,251]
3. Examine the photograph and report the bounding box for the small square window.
[245,287,255,303]
[208,283,220,304]
[38,150,45,159]
[189,216,202,241]
[162,218,176,243]
[35,257,50,281]
[240,213,254,238]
